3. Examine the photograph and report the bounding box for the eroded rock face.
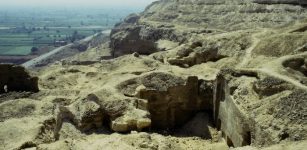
[111,0,307,58]
[52,71,215,134]
[118,72,213,129]
[2,0,307,149]
[110,23,183,57]
[167,42,226,68]
[138,76,202,129]
[212,68,307,147]
[0,64,39,94]
[65,95,105,132]
[54,91,151,133]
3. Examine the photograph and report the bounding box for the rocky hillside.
[1,0,307,149]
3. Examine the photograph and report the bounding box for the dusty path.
[234,28,307,90]
[22,30,111,68]
[258,51,307,90]
[237,29,268,68]
[258,68,307,90]
[244,50,307,90]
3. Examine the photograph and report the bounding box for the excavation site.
[0,0,307,150]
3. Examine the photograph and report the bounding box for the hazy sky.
[0,0,157,8]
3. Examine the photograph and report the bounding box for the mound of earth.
[1,0,307,150]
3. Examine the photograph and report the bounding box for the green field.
[0,7,136,56]
[0,46,32,55]
[0,27,109,55]
[0,32,33,55]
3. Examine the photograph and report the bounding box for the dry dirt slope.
[1,0,307,150]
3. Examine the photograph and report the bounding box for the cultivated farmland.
[0,7,138,56]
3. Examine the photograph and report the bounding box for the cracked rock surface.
[1,0,307,149]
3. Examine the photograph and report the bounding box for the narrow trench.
[136,78,219,140]
[145,110,216,139]
[245,131,252,145]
